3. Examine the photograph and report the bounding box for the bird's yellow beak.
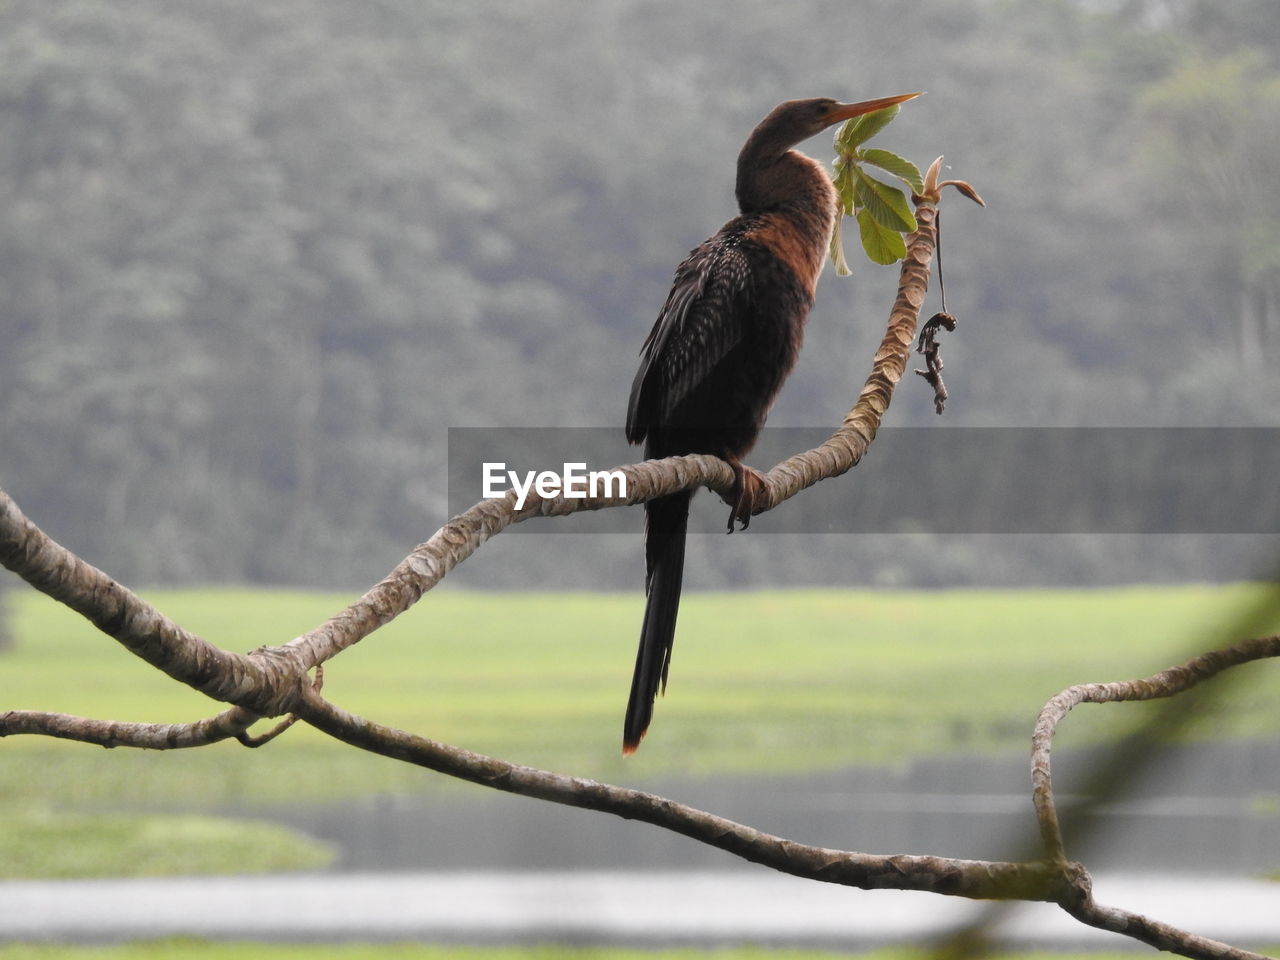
[825,92,922,124]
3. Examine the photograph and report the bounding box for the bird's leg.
[722,458,768,533]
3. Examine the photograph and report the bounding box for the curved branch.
[0,489,312,717]
[296,644,1280,960]
[1060,884,1273,960]
[0,197,937,733]
[284,203,939,671]
[1031,634,1280,863]
[1023,635,1280,960]
[295,683,1066,902]
[767,203,938,504]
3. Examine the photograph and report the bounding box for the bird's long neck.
[735,148,839,292]
[737,136,837,209]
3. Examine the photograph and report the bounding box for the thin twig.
[0,705,259,749]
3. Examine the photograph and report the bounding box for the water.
[4,741,1277,946]
[262,740,1280,875]
[4,873,1278,947]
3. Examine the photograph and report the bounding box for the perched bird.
[622,94,920,754]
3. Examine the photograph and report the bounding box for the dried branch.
[915,310,957,413]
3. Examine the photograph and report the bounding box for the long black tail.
[622,489,692,754]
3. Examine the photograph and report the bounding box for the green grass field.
[2,583,1279,877]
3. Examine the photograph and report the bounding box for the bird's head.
[756,93,922,150]
[736,92,920,215]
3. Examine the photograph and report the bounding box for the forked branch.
[1028,635,1280,959]
[1032,635,1280,863]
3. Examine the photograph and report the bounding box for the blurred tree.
[0,0,1275,588]
[1137,51,1280,360]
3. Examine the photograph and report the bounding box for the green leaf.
[829,215,852,276]
[856,207,907,265]
[833,104,901,152]
[854,169,918,234]
[860,148,925,194]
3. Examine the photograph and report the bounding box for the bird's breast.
[744,205,836,301]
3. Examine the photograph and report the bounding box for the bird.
[622,93,920,755]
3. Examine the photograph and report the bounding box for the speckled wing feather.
[626,233,754,444]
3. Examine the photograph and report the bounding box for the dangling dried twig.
[916,310,957,414]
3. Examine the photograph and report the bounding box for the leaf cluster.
[828,104,924,271]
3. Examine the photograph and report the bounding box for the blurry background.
[1,0,1278,593]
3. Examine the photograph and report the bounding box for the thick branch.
[0,488,307,717]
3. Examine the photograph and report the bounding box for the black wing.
[626,235,754,445]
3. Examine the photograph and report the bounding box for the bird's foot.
[723,461,768,533]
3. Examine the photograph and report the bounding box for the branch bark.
[0,490,301,717]
[1,200,938,705]
[0,706,257,749]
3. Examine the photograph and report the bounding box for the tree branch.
[1060,884,1273,960]
[1032,634,1280,862]
[0,706,258,749]
[0,488,312,717]
[1022,634,1280,960]
[294,682,1068,902]
[0,199,938,745]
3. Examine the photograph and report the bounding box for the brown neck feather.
[737,146,836,212]
[736,149,838,268]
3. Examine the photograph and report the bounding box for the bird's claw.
[724,462,768,533]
